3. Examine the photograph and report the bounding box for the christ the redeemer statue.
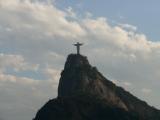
[74,42,83,55]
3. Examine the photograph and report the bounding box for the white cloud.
[119,23,137,31]
[0,72,58,120]
[142,88,152,94]
[123,82,132,86]
[66,7,77,18]
[44,67,61,82]
[0,53,39,72]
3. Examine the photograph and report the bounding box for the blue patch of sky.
[55,0,160,41]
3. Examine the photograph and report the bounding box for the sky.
[0,0,160,120]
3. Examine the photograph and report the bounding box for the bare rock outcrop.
[34,54,160,120]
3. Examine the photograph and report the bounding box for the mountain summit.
[34,54,160,120]
[58,54,127,110]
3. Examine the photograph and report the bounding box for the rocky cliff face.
[58,54,127,110]
[34,54,160,120]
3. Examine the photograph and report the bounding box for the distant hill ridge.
[34,54,160,120]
